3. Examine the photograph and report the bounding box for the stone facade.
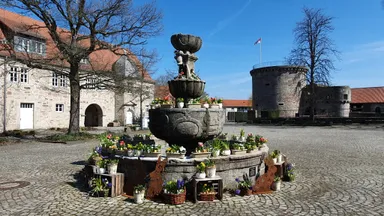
[250,66,307,118]
[0,57,154,131]
[299,86,351,117]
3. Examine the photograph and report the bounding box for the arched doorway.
[85,104,103,127]
[125,110,134,125]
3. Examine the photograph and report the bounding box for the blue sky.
[146,0,384,99]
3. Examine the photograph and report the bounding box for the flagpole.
[259,41,262,64]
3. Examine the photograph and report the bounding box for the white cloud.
[342,40,384,65]
[208,0,252,38]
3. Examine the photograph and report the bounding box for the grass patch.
[42,132,98,142]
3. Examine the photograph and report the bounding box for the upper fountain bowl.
[171,34,202,53]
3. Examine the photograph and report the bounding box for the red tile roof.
[222,99,252,108]
[154,85,172,99]
[351,87,384,104]
[0,9,152,81]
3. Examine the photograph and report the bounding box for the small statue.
[174,50,193,79]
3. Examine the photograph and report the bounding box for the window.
[343,94,348,100]
[278,103,284,106]
[52,73,67,87]
[0,39,7,44]
[9,66,28,83]
[84,78,97,89]
[20,68,28,83]
[80,58,88,64]
[56,104,64,112]
[14,36,45,55]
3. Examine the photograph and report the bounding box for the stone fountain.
[149,33,226,153]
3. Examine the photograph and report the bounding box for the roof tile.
[351,87,384,104]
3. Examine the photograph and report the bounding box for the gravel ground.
[0,124,383,216]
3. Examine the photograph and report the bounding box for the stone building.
[250,65,307,118]
[350,87,384,116]
[299,86,351,117]
[0,9,154,131]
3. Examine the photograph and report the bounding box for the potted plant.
[276,150,283,163]
[176,98,184,108]
[205,158,216,178]
[231,134,239,141]
[127,144,135,157]
[88,146,102,165]
[245,142,258,154]
[255,135,268,148]
[209,97,220,109]
[284,163,295,182]
[134,142,145,156]
[191,142,211,158]
[199,184,216,201]
[96,159,106,174]
[231,143,246,155]
[270,150,280,164]
[166,144,186,159]
[195,162,206,179]
[239,129,246,142]
[143,144,161,158]
[144,132,153,140]
[246,133,255,143]
[89,177,112,197]
[115,140,127,155]
[163,179,186,205]
[217,98,223,108]
[133,184,146,204]
[107,159,119,174]
[234,174,253,196]
[220,141,231,156]
[161,95,173,108]
[188,98,201,108]
[202,96,209,108]
[272,176,281,191]
[133,134,144,141]
[211,139,222,157]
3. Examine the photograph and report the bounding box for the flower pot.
[108,164,118,174]
[143,152,161,158]
[163,190,186,205]
[239,136,246,142]
[277,154,283,163]
[134,150,142,157]
[115,150,125,155]
[127,150,134,157]
[202,103,209,108]
[272,158,277,164]
[206,167,216,178]
[210,104,220,109]
[177,102,184,108]
[166,153,185,159]
[231,150,246,155]
[240,189,253,196]
[188,104,201,108]
[218,103,223,109]
[191,152,211,158]
[195,172,206,179]
[272,181,281,191]
[200,193,216,201]
[212,150,221,157]
[161,104,172,108]
[221,149,231,156]
[134,191,145,204]
[98,167,106,174]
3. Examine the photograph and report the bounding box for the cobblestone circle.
[0,125,383,216]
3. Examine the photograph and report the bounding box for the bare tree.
[288,7,339,121]
[154,69,177,86]
[1,0,162,134]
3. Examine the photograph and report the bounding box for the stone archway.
[85,104,103,127]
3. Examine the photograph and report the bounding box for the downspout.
[3,56,7,133]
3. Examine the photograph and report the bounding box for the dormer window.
[14,35,45,55]
[80,58,89,64]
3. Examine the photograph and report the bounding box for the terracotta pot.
[200,193,215,201]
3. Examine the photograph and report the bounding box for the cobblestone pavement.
[0,125,383,216]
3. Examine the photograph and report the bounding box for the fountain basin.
[171,34,202,53]
[149,108,225,153]
[116,145,269,195]
[168,80,206,99]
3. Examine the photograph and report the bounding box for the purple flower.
[235,189,241,195]
[102,156,108,159]
[95,146,102,154]
[249,186,253,190]
[107,183,112,188]
[286,163,293,171]
[102,178,107,183]
[235,178,240,182]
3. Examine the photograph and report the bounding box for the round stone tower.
[250,65,308,118]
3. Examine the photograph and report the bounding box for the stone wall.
[250,66,307,118]
[299,86,351,117]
